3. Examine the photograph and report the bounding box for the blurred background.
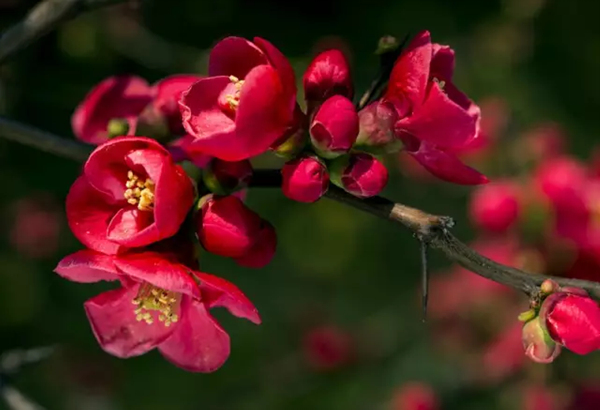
[1,0,600,409]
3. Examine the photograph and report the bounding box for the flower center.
[132,283,181,327]
[432,77,446,90]
[218,75,245,116]
[124,171,155,212]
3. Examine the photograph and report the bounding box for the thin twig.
[3,116,600,301]
[0,0,127,64]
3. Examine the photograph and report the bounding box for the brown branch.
[0,0,128,64]
[3,116,600,301]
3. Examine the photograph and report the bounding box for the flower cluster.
[58,31,488,372]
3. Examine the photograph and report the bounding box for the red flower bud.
[469,181,521,233]
[203,158,253,195]
[355,100,402,154]
[281,156,329,203]
[330,153,388,198]
[522,316,561,363]
[303,49,352,104]
[234,221,277,268]
[197,195,262,258]
[540,292,600,354]
[310,95,358,158]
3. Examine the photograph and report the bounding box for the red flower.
[391,382,439,410]
[303,49,353,105]
[152,74,202,135]
[384,31,486,185]
[54,250,260,372]
[330,153,388,198]
[281,156,329,203]
[179,37,297,161]
[540,291,600,354]
[66,137,194,254]
[72,76,153,144]
[303,325,353,371]
[309,95,358,158]
[469,180,522,233]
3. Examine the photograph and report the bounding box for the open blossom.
[384,31,486,185]
[180,37,297,161]
[72,75,201,145]
[72,76,153,144]
[55,250,260,372]
[540,290,600,354]
[66,137,194,254]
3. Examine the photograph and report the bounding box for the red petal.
[158,298,230,372]
[396,82,478,149]
[54,250,118,283]
[84,283,176,358]
[431,44,455,81]
[386,31,432,110]
[193,271,261,324]
[546,294,600,354]
[409,142,488,185]
[106,208,159,247]
[234,221,277,269]
[154,75,203,134]
[66,176,123,255]
[208,37,268,78]
[84,136,169,200]
[154,162,194,240]
[114,252,201,299]
[179,76,236,150]
[71,76,153,145]
[254,37,297,115]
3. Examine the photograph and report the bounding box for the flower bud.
[522,316,561,363]
[303,49,352,104]
[203,158,253,195]
[196,195,262,258]
[235,221,277,268]
[539,292,600,355]
[375,35,400,55]
[310,95,358,159]
[330,153,388,198]
[281,156,329,203]
[107,118,129,138]
[355,100,402,154]
[469,181,521,233]
[540,279,560,295]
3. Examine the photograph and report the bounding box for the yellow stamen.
[433,77,446,90]
[132,283,181,327]
[123,171,155,212]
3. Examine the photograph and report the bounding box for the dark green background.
[1,0,599,408]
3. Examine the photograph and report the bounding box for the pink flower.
[540,290,600,354]
[330,153,388,198]
[309,95,358,158]
[179,37,297,161]
[391,382,439,410]
[54,250,260,372]
[303,325,353,371]
[8,194,62,258]
[66,137,194,254]
[384,31,486,185]
[72,76,153,144]
[469,180,522,233]
[281,156,329,203]
[303,49,353,105]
